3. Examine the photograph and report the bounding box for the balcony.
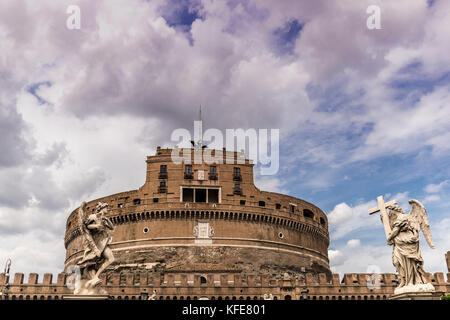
[184,172,193,179]
[233,187,242,195]
[158,186,167,193]
[208,172,218,180]
[232,174,242,181]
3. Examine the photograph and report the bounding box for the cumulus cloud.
[346,239,361,248]
[328,249,346,267]
[254,175,288,194]
[328,192,409,240]
[424,180,449,193]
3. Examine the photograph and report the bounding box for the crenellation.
[13,273,24,285]
[43,273,53,285]
[28,273,38,285]
[57,273,66,286]
[0,271,448,300]
[331,274,340,286]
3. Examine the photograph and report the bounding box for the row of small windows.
[119,198,325,225]
[158,165,240,180]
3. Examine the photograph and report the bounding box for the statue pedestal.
[389,291,443,300]
[62,294,111,300]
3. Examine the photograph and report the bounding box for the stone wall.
[1,271,449,300]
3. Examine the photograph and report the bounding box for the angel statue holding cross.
[369,196,435,294]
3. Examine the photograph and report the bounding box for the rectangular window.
[258,201,265,207]
[182,187,220,203]
[209,166,218,180]
[153,198,159,203]
[160,165,167,173]
[233,183,242,195]
[195,188,207,203]
[233,167,240,175]
[208,189,219,203]
[290,205,295,213]
[133,199,141,205]
[240,200,246,206]
[185,165,192,174]
[160,181,166,187]
[276,203,281,210]
[182,188,194,202]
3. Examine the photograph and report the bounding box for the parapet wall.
[1,272,449,300]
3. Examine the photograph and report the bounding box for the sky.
[0,0,449,281]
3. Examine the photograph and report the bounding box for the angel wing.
[408,199,435,248]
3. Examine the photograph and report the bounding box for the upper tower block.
[142,146,256,203]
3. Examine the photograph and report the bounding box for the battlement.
[1,272,449,300]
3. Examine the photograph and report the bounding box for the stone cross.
[368,196,397,240]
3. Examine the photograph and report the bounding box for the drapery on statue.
[74,201,115,295]
[386,199,435,294]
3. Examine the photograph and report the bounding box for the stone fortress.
[1,147,449,300]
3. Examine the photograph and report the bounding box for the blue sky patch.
[273,19,303,55]
[160,0,203,44]
[27,81,52,105]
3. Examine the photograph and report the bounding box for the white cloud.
[423,194,441,204]
[346,239,361,248]
[328,192,409,240]
[254,175,288,194]
[424,180,449,193]
[328,249,346,267]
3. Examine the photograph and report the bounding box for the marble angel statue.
[386,199,435,294]
[74,201,115,295]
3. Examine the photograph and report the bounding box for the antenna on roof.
[191,105,207,148]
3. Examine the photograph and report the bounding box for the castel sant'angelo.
[1,147,449,300]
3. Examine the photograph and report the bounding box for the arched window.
[320,217,326,226]
[303,209,314,219]
[200,276,207,284]
[284,295,292,300]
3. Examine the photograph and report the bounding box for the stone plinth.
[62,294,111,300]
[389,291,443,300]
